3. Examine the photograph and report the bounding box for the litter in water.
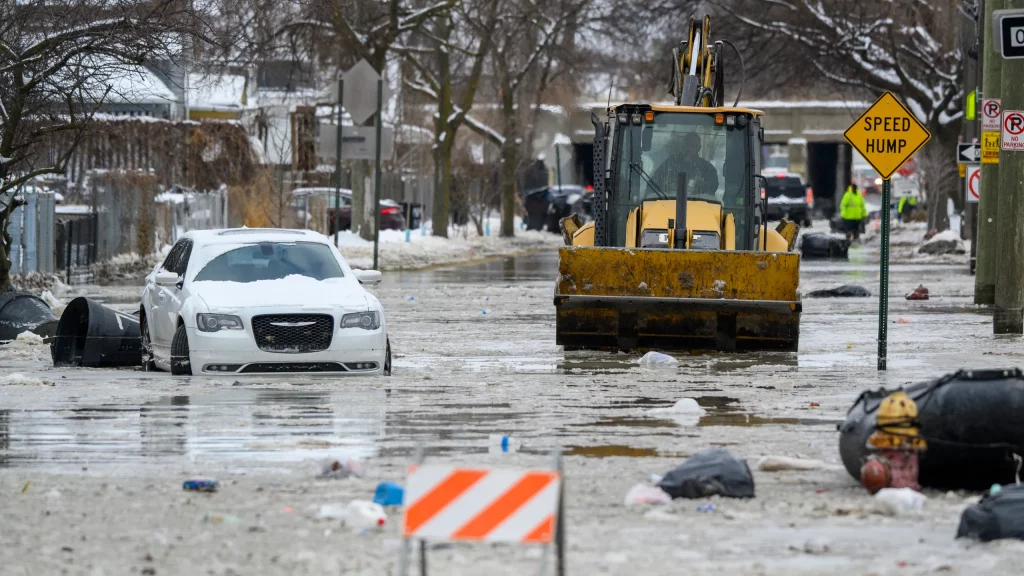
[623,483,672,506]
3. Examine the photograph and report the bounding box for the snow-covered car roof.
[181,228,330,247]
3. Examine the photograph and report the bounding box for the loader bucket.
[554,246,800,352]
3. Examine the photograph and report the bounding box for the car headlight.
[341,311,380,330]
[197,313,244,332]
[690,231,720,250]
[641,229,669,249]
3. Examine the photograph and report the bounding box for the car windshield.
[612,111,751,246]
[194,242,344,283]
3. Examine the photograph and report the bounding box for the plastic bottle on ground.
[488,434,521,454]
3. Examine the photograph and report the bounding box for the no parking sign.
[966,165,981,204]
[1003,110,1024,151]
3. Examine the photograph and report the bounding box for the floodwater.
[5,227,1024,575]
[0,241,1005,471]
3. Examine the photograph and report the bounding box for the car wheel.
[383,338,392,376]
[140,313,157,372]
[170,323,192,376]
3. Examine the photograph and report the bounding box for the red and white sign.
[966,165,981,204]
[1003,110,1024,151]
[403,466,561,543]
[982,98,1002,131]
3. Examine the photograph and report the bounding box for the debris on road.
[320,458,364,479]
[51,298,142,368]
[918,231,965,255]
[872,488,926,517]
[0,291,60,343]
[373,482,404,506]
[806,285,870,298]
[489,434,521,453]
[204,512,241,524]
[320,500,387,531]
[638,351,678,367]
[623,483,672,506]
[755,456,828,472]
[41,290,66,316]
[905,285,930,300]
[182,478,218,492]
[896,317,911,324]
[800,233,850,260]
[840,369,1024,491]
[957,483,1024,541]
[657,448,755,499]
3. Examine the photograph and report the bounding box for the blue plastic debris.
[373,481,405,506]
[183,478,217,492]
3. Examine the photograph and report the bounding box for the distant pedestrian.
[841,184,867,241]
[898,196,918,223]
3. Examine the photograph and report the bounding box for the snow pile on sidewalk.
[918,230,965,255]
[335,217,562,270]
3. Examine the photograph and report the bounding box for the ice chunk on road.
[2,373,53,386]
[15,331,44,345]
[41,290,66,316]
[648,398,706,416]
[756,455,828,472]
[873,488,927,516]
[638,351,678,367]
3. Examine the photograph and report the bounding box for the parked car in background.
[761,170,813,227]
[291,188,406,234]
[140,228,391,376]
[522,184,593,233]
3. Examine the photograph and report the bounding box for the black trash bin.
[0,292,59,343]
[51,297,142,367]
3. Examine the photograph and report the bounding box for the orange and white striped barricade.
[397,456,565,576]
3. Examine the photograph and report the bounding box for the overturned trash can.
[840,369,1024,491]
[0,291,59,343]
[51,297,141,368]
[800,233,849,260]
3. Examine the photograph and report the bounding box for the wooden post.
[977,0,1004,304]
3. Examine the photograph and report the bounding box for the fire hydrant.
[860,390,927,494]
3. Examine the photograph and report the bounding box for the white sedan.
[140,228,390,376]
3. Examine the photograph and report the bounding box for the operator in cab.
[650,132,720,200]
[840,183,868,241]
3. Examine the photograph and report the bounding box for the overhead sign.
[330,60,391,125]
[966,165,981,204]
[983,131,1001,164]
[982,98,1002,131]
[319,124,395,161]
[844,91,932,180]
[996,11,1024,59]
[1002,110,1024,151]
[957,143,981,163]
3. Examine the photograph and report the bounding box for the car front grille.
[239,362,345,373]
[251,314,334,353]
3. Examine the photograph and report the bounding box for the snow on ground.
[335,216,563,270]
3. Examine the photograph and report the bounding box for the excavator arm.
[670,15,725,107]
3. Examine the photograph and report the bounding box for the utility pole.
[994,0,1024,333]
[965,1,982,276]
[977,0,1004,304]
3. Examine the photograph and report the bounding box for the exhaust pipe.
[675,172,688,249]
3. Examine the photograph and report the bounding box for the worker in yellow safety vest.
[898,196,918,223]
[840,184,868,241]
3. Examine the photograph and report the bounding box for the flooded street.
[3,236,1024,575]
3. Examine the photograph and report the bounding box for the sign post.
[843,91,932,371]
[334,78,344,246]
[372,78,384,271]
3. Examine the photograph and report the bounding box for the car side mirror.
[155,270,180,287]
[353,269,382,285]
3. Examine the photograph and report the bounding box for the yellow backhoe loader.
[555,16,801,352]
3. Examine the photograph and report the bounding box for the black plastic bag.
[957,483,1024,541]
[658,448,755,499]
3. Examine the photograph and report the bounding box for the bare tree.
[718,0,964,230]
[489,0,589,237]
[257,0,454,240]
[0,0,207,292]
[402,0,500,237]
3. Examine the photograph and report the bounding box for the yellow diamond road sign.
[844,91,931,180]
